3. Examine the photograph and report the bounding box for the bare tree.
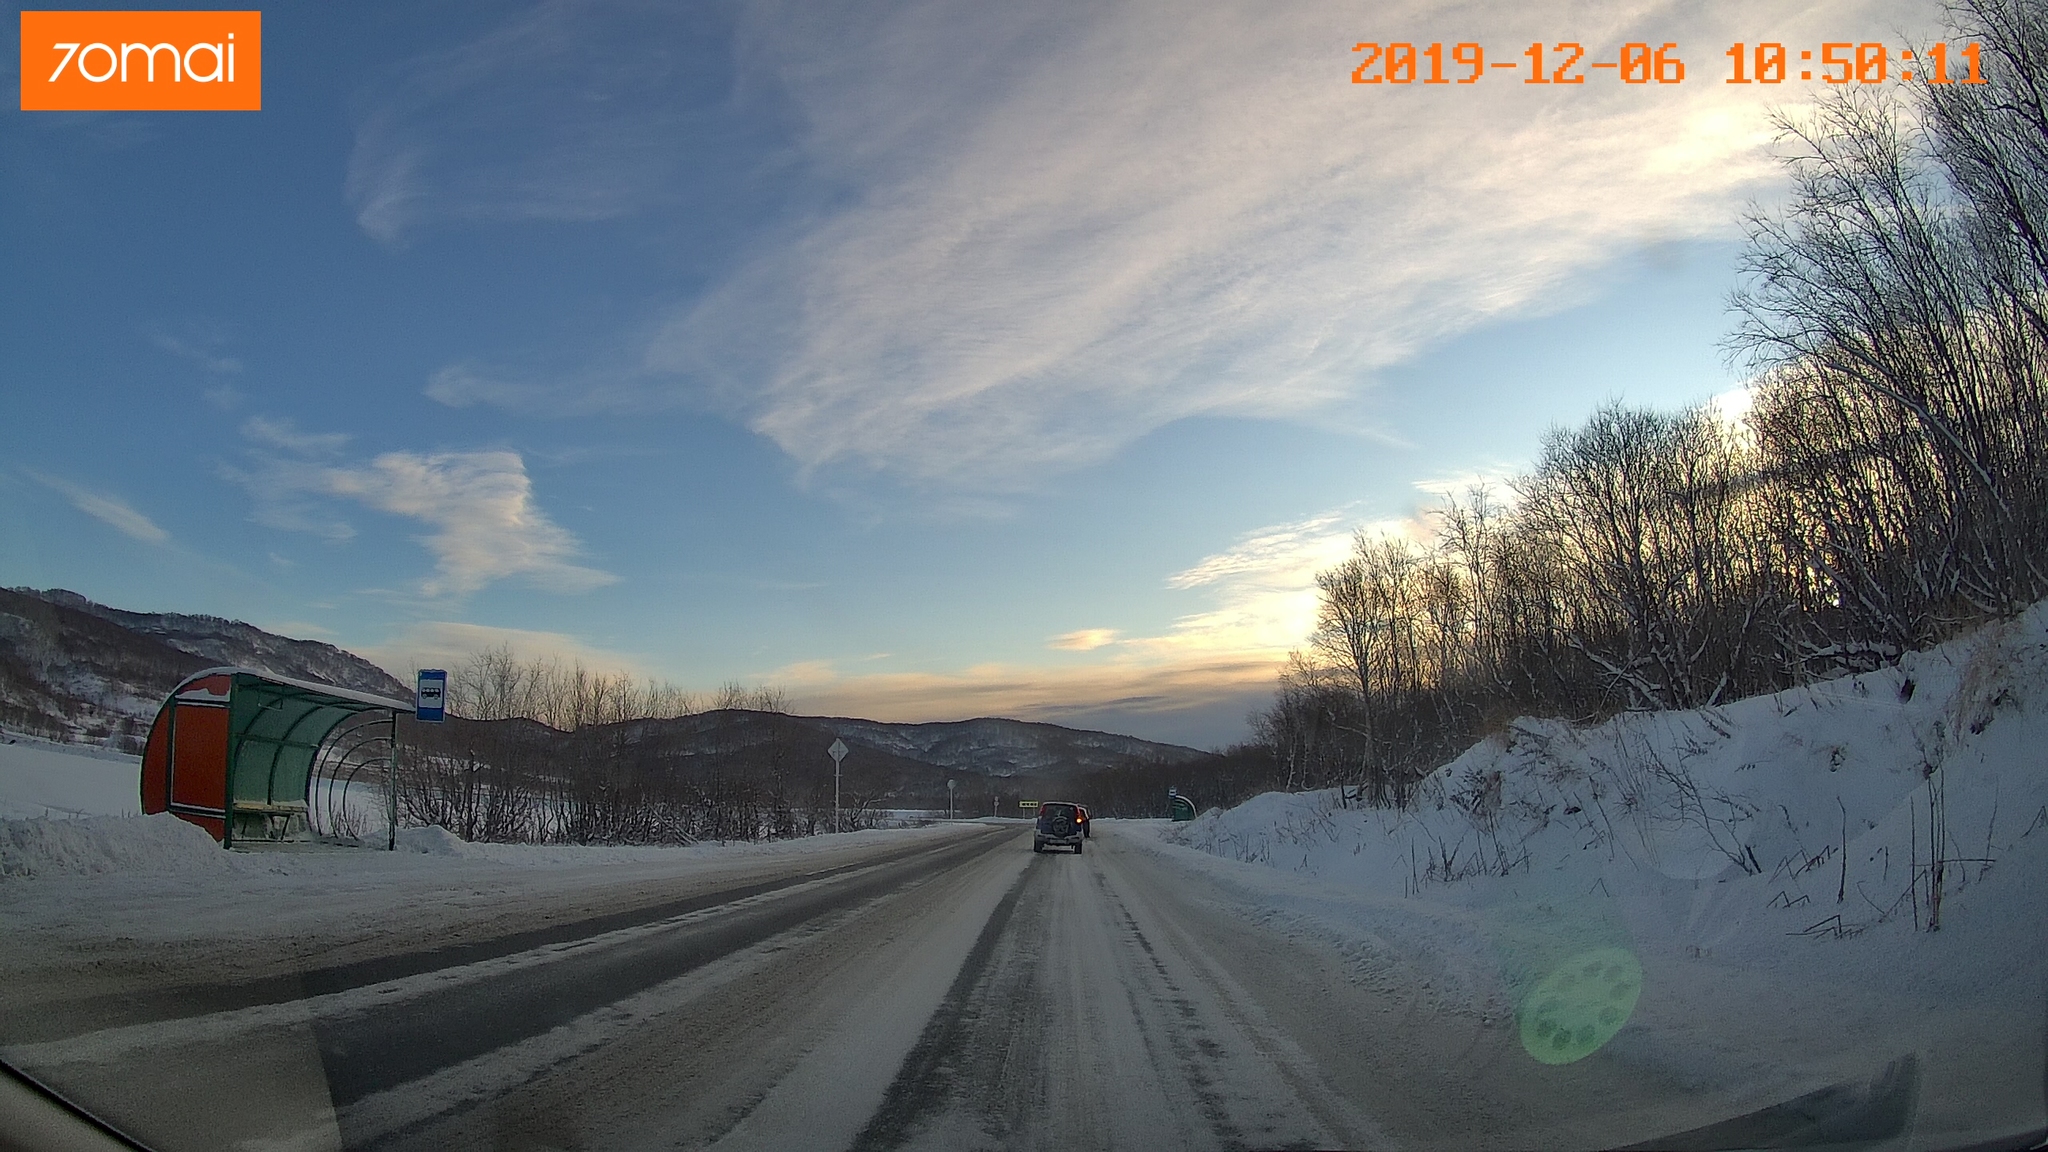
[1255,0,2048,818]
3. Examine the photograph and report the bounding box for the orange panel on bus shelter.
[142,671,236,843]
[170,704,230,814]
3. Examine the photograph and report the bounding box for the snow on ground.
[0,737,971,875]
[0,802,988,1006]
[0,734,142,819]
[0,800,980,880]
[0,736,990,949]
[1133,604,2048,1138]
[1,814,228,879]
[7,609,2044,1138]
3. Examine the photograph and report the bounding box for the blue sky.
[3,0,1936,748]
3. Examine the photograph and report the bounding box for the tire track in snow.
[317,829,1013,1106]
[848,855,1034,1151]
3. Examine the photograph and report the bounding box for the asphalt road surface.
[1,823,1782,1151]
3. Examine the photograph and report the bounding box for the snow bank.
[1169,603,2048,934]
[393,824,471,856]
[379,824,971,867]
[1151,603,2048,1137]
[1,814,228,879]
[0,738,964,871]
[0,737,141,819]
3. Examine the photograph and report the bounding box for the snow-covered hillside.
[1169,602,2048,928]
[23,588,409,699]
[1148,603,2048,1141]
[0,586,405,748]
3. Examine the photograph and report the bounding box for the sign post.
[405,669,447,850]
[946,778,957,822]
[828,738,849,833]
[415,670,446,723]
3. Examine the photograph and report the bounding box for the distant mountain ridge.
[0,590,1210,778]
[0,587,407,748]
[810,714,1207,777]
[614,709,1208,784]
[25,589,408,699]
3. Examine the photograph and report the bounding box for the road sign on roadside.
[415,669,446,723]
[828,739,848,832]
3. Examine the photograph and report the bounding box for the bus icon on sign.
[416,669,447,723]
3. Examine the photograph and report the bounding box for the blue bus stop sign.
[415,669,447,723]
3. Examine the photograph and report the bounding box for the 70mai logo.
[20,11,261,111]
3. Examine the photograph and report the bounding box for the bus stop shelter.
[141,667,411,848]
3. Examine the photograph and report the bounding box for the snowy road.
[0,820,1915,1152]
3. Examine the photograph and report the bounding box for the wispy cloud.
[780,655,1282,734]
[27,471,170,544]
[642,0,1925,488]
[241,416,351,455]
[421,361,652,417]
[770,658,839,686]
[147,328,242,374]
[423,363,541,410]
[781,509,1373,739]
[229,419,615,599]
[324,451,618,598]
[1410,471,1518,500]
[357,620,650,683]
[344,0,738,245]
[1110,511,1367,661]
[1049,628,1120,652]
[355,0,1926,494]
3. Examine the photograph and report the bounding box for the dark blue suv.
[1034,801,1084,853]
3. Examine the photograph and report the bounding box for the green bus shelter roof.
[215,669,410,812]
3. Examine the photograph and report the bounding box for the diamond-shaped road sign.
[828,738,849,763]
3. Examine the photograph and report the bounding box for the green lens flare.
[1517,947,1641,1065]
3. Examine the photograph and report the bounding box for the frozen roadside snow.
[1152,603,2048,946]
[375,823,966,867]
[393,824,469,856]
[0,736,142,819]
[1133,603,2048,1143]
[0,735,979,875]
[1,814,229,879]
[0,737,217,879]
[0,736,989,994]
[0,799,982,883]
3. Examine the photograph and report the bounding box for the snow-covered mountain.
[23,589,408,700]
[811,714,1209,777]
[0,588,407,747]
[593,708,1210,792]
